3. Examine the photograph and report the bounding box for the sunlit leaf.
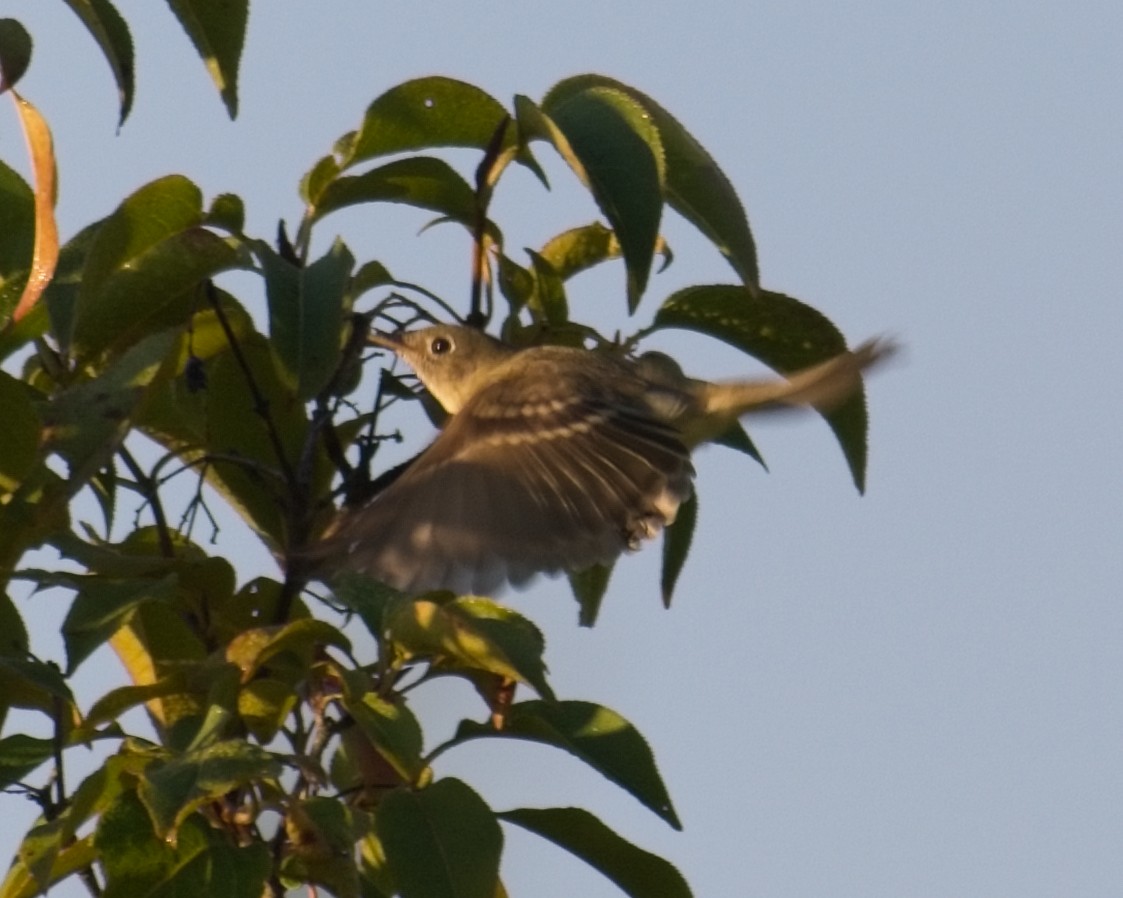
[376,778,502,898]
[61,0,135,126]
[338,668,426,783]
[454,700,680,829]
[388,597,554,700]
[500,807,693,898]
[9,93,59,325]
[165,0,247,118]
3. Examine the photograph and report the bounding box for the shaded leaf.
[346,77,511,166]
[0,159,33,321]
[165,0,247,118]
[61,572,179,673]
[661,491,697,608]
[258,238,352,399]
[654,284,871,490]
[0,370,40,492]
[376,778,502,898]
[204,192,244,232]
[0,734,53,790]
[569,563,612,628]
[282,797,361,898]
[501,807,692,898]
[454,700,680,829]
[72,175,240,357]
[0,18,31,93]
[139,739,281,837]
[537,88,664,310]
[524,250,568,324]
[310,157,477,228]
[548,74,758,287]
[61,0,135,126]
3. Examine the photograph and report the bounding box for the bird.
[316,324,892,595]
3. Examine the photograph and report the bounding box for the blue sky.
[4,1,1122,895]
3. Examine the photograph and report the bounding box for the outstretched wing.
[325,368,694,595]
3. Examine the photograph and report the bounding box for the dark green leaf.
[548,74,758,287]
[311,157,477,228]
[0,370,40,491]
[454,700,680,829]
[711,420,767,468]
[654,284,870,490]
[661,491,697,608]
[346,77,511,166]
[61,0,135,126]
[537,88,665,311]
[259,238,352,399]
[328,571,409,643]
[500,807,693,898]
[0,592,29,657]
[569,563,612,628]
[0,734,53,789]
[0,655,74,721]
[73,175,240,357]
[204,192,244,232]
[139,739,282,837]
[42,219,102,357]
[281,797,361,898]
[0,18,31,95]
[524,250,568,324]
[61,572,179,673]
[0,158,33,320]
[165,0,247,118]
[376,778,502,898]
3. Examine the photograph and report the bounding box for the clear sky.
[5,1,1122,896]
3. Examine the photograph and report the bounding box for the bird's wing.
[326,372,694,595]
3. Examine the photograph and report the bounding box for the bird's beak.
[367,330,405,353]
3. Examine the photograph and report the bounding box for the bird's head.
[368,324,516,413]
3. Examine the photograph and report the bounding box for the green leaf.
[654,284,871,490]
[259,237,352,399]
[0,835,97,898]
[204,192,244,232]
[61,0,135,126]
[661,491,697,608]
[500,807,693,898]
[41,219,101,357]
[339,668,425,782]
[310,157,478,228]
[388,597,555,700]
[96,793,270,898]
[81,674,189,735]
[0,592,29,657]
[0,159,34,320]
[60,572,180,673]
[548,74,758,287]
[226,618,351,684]
[711,419,767,467]
[328,571,409,643]
[0,371,40,492]
[345,77,511,166]
[376,778,502,898]
[568,563,613,628]
[538,221,622,282]
[72,175,240,357]
[454,700,680,829]
[281,797,362,898]
[165,0,247,119]
[0,734,53,790]
[138,739,281,838]
[0,19,31,96]
[40,328,180,494]
[0,655,75,722]
[524,250,568,325]
[537,87,665,311]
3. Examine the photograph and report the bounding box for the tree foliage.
[0,5,876,897]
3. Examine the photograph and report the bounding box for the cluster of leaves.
[0,5,874,898]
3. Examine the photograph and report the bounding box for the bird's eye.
[430,336,452,355]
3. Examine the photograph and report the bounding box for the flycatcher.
[319,324,892,595]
